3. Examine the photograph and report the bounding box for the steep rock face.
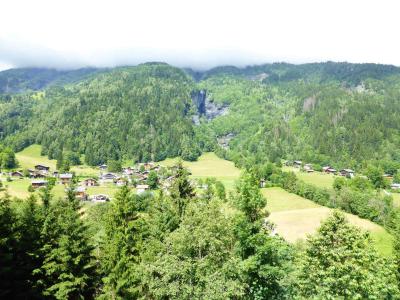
[191,89,229,124]
[205,100,229,120]
[191,90,206,115]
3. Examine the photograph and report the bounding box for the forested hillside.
[0,64,200,165]
[0,67,102,94]
[1,62,400,171]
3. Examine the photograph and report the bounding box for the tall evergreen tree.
[233,172,294,299]
[34,197,96,299]
[99,186,144,299]
[297,211,400,298]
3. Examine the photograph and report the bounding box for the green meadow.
[160,152,241,191]
[263,187,393,256]
[282,166,335,189]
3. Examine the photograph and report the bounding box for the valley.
[2,62,400,298]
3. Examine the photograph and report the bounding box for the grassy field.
[263,187,393,256]
[16,144,99,177]
[160,152,241,190]
[282,166,335,189]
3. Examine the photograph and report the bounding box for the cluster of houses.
[2,161,189,203]
[289,160,400,190]
[290,161,356,178]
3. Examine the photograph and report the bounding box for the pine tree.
[233,172,293,299]
[170,162,195,218]
[34,198,96,299]
[99,186,144,299]
[297,211,400,298]
[0,194,16,298]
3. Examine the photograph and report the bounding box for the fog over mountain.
[1,0,400,71]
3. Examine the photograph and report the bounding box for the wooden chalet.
[31,180,47,189]
[323,166,337,174]
[115,177,127,186]
[303,164,314,173]
[34,164,50,172]
[99,164,107,170]
[82,178,98,187]
[339,169,355,178]
[59,173,73,185]
[75,186,87,200]
[10,171,23,177]
[92,194,110,202]
[293,160,302,168]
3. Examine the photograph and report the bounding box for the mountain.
[1,61,400,170]
[0,67,103,94]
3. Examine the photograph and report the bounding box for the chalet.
[123,167,134,176]
[136,184,149,194]
[293,160,302,168]
[115,177,127,186]
[391,183,400,190]
[383,174,394,180]
[99,164,107,170]
[339,169,355,178]
[30,171,46,178]
[83,178,98,187]
[75,186,87,200]
[31,180,47,189]
[59,173,73,185]
[10,171,23,177]
[323,166,337,174]
[34,165,50,172]
[101,173,116,183]
[303,164,314,173]
[91,194,110,202]
[53,171,59,177]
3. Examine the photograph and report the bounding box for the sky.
[1,0,400,71]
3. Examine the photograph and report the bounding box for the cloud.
[1,0,400,71]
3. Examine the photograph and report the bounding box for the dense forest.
[1,61,400,173]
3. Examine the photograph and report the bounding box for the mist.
[1,0,400,71]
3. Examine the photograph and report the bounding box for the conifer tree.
[297,211,400,298]
[34,197,95,299]
[99,186,144,299]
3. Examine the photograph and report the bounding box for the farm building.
[123,167,134,176]
[92,194,110,202]
[391,183,400,190]
[115,177,127,186]
[99,164,107,170]
[323,166,337,174]
[293,161,302,168]
[10,171,23,177]
[339,169,355,178]
[75,186,87,200]
[31,180,47,189]
[34,164,50,172]
[83,178,98,187]
[303,164,314,173]
[59,173,73,185]
[136,184,149,194]
[101,173,116,183]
